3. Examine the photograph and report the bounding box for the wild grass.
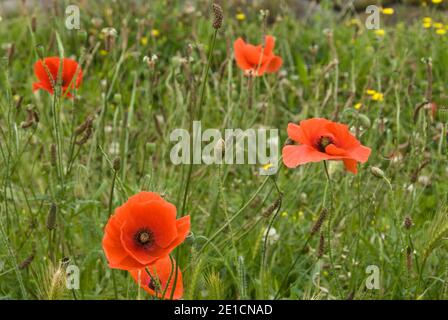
[0,0,447,300]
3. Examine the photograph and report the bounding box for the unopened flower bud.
[370,166,385,179]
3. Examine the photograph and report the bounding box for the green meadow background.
[0,0,447,299]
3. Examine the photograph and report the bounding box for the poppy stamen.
[318,136,333,152]
[134,229,154,248]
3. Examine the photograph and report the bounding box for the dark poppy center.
[317,136,333,152]
[134,229,154,248]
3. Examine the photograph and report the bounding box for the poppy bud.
[47,203,57,230]
[370,166,385,179]
[212,3,223,30]
[357,114,371,128]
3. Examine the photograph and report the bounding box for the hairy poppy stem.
[323,161,344,297]
[108,159,120,299]
[165,255,176,300]
[247,75,254,110]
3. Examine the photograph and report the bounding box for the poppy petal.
[255,58,271,76]
[326,122,360,149]
[266,56,283,73]
[127,191,164,205]
[32,82,53,94]
[343,158,358,174]
[33,57,82,98]
[61,58,83,88]
[122,201,178,248]
[298,118,334,146]
[287,123,303,143]
[348,145,371,163]
[234,38,252,70]
[325,144,347,156]
[167,215,191,249]
[264,35,275,55]
[282,145,333,168]
[129,256,183,299]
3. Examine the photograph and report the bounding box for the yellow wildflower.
[140,36,148,46]
[99,49,108,56]
[151,29,160,37]
[374,29,385,37]
[382,8,394,15]
[366,89,376,96]
[436,28,447,35]
[354,103,362,110]
[236,13,246,21]
[431,0,442,4]
[434,22,444,29]
[372,92,384,102]
[423,22,432,29]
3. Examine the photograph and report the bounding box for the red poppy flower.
[102,192,190,270]
[234,35,282,76]
[282,118,371,174]
[33,57,83,98]
[130,256,183,300]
